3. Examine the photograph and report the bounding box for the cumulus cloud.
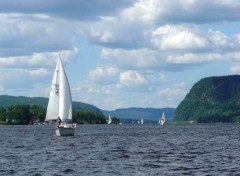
[77,16,149,49]
[87,66,119,84]
[0,0,134,21]
[117,70,166,92]
[166,52,240,64]
[75,0,240,51]
[230,65,240,73]
[121,0,240,25]
[0,48,79,68]
[152,25,240,52]
[0,13,75,57]
[152,25,207,51]
[101,48,165,70]
[118,70,147,88]
[0,48,78,98]
[0,68,48,89]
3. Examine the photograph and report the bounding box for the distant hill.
[0,95,176,123]
[0,95,102,113]
[174,75,240,123]
[102,107,175,123]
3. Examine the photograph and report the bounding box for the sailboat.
[108,114,112,124]
[140,118,144,124]
[160,112,166,125]
[45,56,76,136]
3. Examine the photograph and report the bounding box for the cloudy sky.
[0,0,240,110]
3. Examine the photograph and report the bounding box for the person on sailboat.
[57,117,62,128]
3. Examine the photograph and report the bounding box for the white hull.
[55,126,75,136]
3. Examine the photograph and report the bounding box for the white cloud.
[117,70,148,91]
[166,52,240,64]
[0,48,78,98]
[0,13,74,57]
[77,16,149,49]
[121,0,163,25]
[0,0,134,21]
[152,25,207,51]
[173,81,186,87]
[208,29,228,47]
[230,63,240,73]
[122,0,240,25]
[101,48,164,70]
[0,68,48,89]
[87,66,119,84]
[0,48,79,68]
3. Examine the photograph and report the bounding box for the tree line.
[0,104,120,125]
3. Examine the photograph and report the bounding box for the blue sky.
[0,0,240,110]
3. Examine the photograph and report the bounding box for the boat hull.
[55,127,75,136]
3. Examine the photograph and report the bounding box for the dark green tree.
[0,107,6,121]
[31,105,46,123]
[111,116,120,124]
[73,110,107,124]
[7,104,33,125]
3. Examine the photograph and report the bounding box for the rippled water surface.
[1,124,240,175]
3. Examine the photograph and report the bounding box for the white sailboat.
[45,56,76,136]
[140,118,144,124]
[108,114,112,124]
[160,112,166,125]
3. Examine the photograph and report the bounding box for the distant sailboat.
[160,112,166,125]
[140,118,144,124]
[45,56,76,136]
[108,115,112,124]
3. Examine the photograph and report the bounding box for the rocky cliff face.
[174,75,240,123]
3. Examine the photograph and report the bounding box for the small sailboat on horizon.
[108,114,112,124]
[159,112,166,125]
[45,56,76,136]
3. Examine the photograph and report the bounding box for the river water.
[1,124,240,176]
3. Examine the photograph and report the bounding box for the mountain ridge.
[102,107,175,123]
[174,75,240,123]
[0,95,102,113]
[0,95,176,122]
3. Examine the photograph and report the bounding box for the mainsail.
[160,112,165,125]
[45,58,72,123]
[108,115,112,124]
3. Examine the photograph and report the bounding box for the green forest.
[174,75,240,123]
[0,104,120,125]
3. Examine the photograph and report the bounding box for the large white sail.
[45,59,60,121]
[58,58,72,122]
[45,58,72,122]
